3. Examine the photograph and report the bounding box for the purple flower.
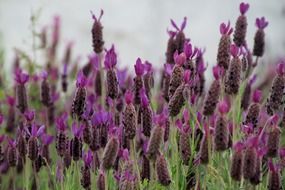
[26,124,45,138]
[134,58,145,76]
[117,68,128,88]
[76,71,87,88]
[183,42,198,59]
[218,100,230,114]
[213,65,222,80]
[72,122,83,138]
[24,109,35,122]
[164,64,173,76]
[7,138,16,148]
[170,17,187,31]
[140,88,149,108]
[91,9,104,22]
[104,45,117,69]
[240,2,250,15]
[41,134,54,145]
[220,21,233,35]
[233,141,244,152]
[144,61,153,74]
[230,44,240,57]
[6,96,15,106]
[55,113,68,132]
[276,62,285,76]
[14,69,29,84]
[89,53,100,70]
[92,110,112,126]
[255,17,268,30]
[174,51,186,66]
[252,89,262,103]
[183,70,191,83]
[41,70,48,80]
[124,90,134,105]
[83,150,93,167]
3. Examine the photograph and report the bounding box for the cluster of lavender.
[0,2,284,190]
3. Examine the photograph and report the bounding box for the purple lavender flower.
[26,124,45,161]
[170,17,187,53]
[5,96,16,133]
[233,2,249,47]
[91,9,104,54]
[15,69,29,113]
[230,141,244,181]
[72,71,87,120]
[55,113,68,157]
[41,134,54,164]
[253,17,268,57]
[81,150,93,189]
[71,122,83,161]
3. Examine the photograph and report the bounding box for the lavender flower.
[143,61,154,98]
[165,30,177,64]
[40,71,51,107]
[123,91,137,139]
[217,22,233,70]
[41,134,54,164]
[170,17,187,53]
[97,170,106,190]
[250,148,266,185]
[156,153,171,186]
[268,160,281,190]
[230,142,244,181]
[253,17,268,57]
[27,124,45,161]
[244,89,262,128]
[91,9,104,54]
[55,114,68,157]
[243,136,258,179]
[233,3,249,47]
[72,71,87,120]
[15,69,29,113]
[7,138,17,167]
[71,123,83,161]
[140,89,153,137]
[81,150,93,189]
[105,45,118,99]
[199,124,210,164]
[176,120,191,165]
[266,123,281,158]
[134,58,145,105]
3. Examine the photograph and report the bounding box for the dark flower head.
[14,69,29,84]
[83,150,93,167]
[218,100,230,115]
[76,71,87,88]
[255,17,268,30]
[91,9,104,22]
[124,90,134,105]
[170,17,187,32]
[230,44,240,57]
[26,124,45,138]
[220,21,233,35]
[174,51,186,66]
[183,42,198,59]
[72,122,83,138]
[41,134,54,146]
[24,109,35,122]
[55,113,68,132]
[134,58,145,76]
[252,89,262,103]
[104,45,117,69]
[140,88,149,108]
[240,2,250,15]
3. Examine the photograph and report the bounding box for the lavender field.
[0,1,284,190]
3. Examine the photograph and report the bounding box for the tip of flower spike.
[164,64,173,75]
[72,122,83,138]
[218,100,230,114]
[255,17,268,29]
[167,29,177,38]
[90,9,104,22]
[240,2,250,15]
[41,70,48,80]
[24,109,35,122]
[140,88,149,108]
[276,62,285,76]
[125,90,133,105]
[31,124,45,137]
[170,17,187,31]
[212,65,222,80]
[134,58,145,76]
[268,159,276,172]
[219,21,233,35]
[104,45,117,69]
[14,69,29,84]
[83,150,93,166]
[41,134,54,145]
[76,71,87,88]
[174,51,186,66]
[144,61,152,74]
[233,141,244,152]
[230,44,240,57]
[252,89,262,103]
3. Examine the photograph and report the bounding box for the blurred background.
[0,0,285,77]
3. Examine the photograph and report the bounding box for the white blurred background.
[0,0,285,76]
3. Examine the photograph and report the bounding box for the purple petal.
[183,70,191,83]
[117,68,128,88]
[164,64,173,76]
[31,124,38,137]
[140,89,149,107]
[24,110,35,122]
[174,52,186,66]
[219,21,232,35]
[218,100,230,114]
[41,70,48,80]
[256,17,269,29]
[76,71,87,88]
[104,45,117,69]
[83,150,93,166]
[277,63,285,76]
[233,141,244,152]
[240,2,250,15]
[134,58,145,76]
[6,96,15,106]
[15,69,29,84]
[180,17,187,31]
[144,61,152,74]
[125,90,133,105]
[175,119,183,130]
[183,42,193,58]
[212,65,221,80]
[252,89,262,103]
[230,44,240,57]
[170,19,180,31]
[42,134,54,145]
[36,125,45,137]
